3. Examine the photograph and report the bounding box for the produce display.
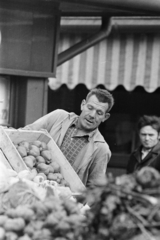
[14,140,69,187]
[81,167,160,240]
[0,180,85,240]
[1,127,160,240]
[1,166,160,240]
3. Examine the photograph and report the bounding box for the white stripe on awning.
[54,33,160,92]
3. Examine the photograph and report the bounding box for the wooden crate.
[0,127,28,172]
[0,149,12,169]
[0,127,86,193]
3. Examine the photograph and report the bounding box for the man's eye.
[88,106,92,110]
[97,111,103,115]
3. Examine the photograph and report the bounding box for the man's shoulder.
[93,129,107,143]
[94,130,111,152]
[52,109,68,116]
[51,109,76,118]
[153,141,160,154]
[49,109,77,124]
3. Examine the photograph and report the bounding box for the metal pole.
[57,18,112,66]
[61,0,160,13]
[58,16,160,66]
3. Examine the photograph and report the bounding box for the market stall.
[0,126,160,240]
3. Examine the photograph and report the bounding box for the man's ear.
[103,113,110,122]
[81,99,86,111]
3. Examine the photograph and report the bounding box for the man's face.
[139,125,160,149]
[78,95,110,132]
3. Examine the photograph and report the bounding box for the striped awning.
[53,32,160,92]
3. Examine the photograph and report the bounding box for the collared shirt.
[141,148,151,160]
[60,118,89,166]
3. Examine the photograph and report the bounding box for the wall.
[0,1,60,77]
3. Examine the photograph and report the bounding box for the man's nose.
[145,135,150,140]
[89,110,96,118]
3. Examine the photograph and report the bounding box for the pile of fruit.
[15,140,69,187]
[81,167,160,240]
[0,180,85,240]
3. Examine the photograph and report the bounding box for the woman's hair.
[86,88,114,112]
[137,115,160,133]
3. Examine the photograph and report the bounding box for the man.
[24,88,114,187]
[127,115,160,174]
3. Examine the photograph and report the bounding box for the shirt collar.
[71,117,78,127]
[141,148,151,154]
[70,117,96,138]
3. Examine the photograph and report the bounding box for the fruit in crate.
[17,146,27,158]
[50,161,60,173]
[36,163,51,175]
[32,140,42,148]
[15,140,69,187]
[41,150,52,164]
[29,145,40,157]
[36,156,45,164]
[23,156,36,169]
[18,141,30,152]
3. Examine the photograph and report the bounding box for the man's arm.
[23,109,67,132]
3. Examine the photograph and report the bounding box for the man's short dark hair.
[86,88,114,112]
[138,115,160,133]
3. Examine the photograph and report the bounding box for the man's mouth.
[85,118,94,124]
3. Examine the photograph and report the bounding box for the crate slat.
[0,149,12,169]
[0,127,28,172]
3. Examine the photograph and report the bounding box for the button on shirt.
[60,119,89,166]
